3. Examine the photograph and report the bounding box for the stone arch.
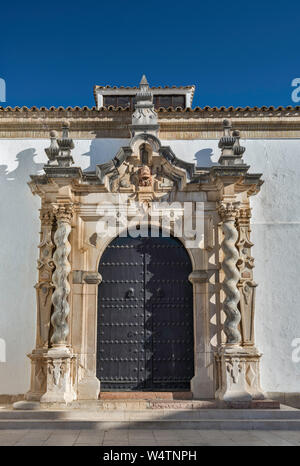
[95,220,198,274]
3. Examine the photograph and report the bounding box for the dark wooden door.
[96,233,194,391]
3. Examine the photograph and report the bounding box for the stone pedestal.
[216,346,252,402]
[25,350,48,401]
[243,348,265,400]
[40,347,76,404]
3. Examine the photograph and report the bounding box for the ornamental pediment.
[95,132,195,196]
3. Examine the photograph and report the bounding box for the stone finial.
[45,130,59,163]
[44,122,75,168]
[218,120,246,166]
[140,74,149,86]
[232,130,246,158]
[56,121,75,167]
[130,75,159,137]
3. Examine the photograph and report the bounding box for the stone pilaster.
[216,201,252,403]
[26,206,55,401]
[41,203,76,404]
[235,206,264,399]
[236,207,256,346]
[188,270,215,399]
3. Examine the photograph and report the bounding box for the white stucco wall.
[0,137,299,394]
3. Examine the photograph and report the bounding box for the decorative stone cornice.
[1,106,300,139]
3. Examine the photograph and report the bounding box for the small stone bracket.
[72,270,102,285]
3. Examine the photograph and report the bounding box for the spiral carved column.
[41,203,76,404]
[219,203,241,345]
[216,201,252,404]
[51,205,72,346]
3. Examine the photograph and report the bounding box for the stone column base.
[242,347,265,400]
[215,346,254,402]
[25,350,48,401]
[77,376,100,400]
[40,347,76,404]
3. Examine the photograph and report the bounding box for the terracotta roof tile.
[0,105,300,117]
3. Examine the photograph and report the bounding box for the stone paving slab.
[0,428,299,446]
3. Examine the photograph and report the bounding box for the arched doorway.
[96,231,194,391]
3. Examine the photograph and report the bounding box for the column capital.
[40,207,55,225]
[218,201,240,221]
[236,206,252,226]
[53,203,74,223]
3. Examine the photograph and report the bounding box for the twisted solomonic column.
[50,204,73,347]
[219,202,241,345]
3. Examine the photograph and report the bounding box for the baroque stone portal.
[26,76,264,404]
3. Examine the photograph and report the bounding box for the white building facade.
[0,78,299,406]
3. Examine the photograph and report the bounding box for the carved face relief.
[138,165,152,187]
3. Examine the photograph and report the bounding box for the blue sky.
[1,0,299,108]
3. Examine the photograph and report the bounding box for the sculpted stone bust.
[138,165,152,186]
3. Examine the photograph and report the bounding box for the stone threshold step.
[98,400,217,410]
[99,392,193,400]
[2,408,300,420]
[1,419,300,430]
[44,399,280,410]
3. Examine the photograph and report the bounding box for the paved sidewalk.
[0,429,299,446]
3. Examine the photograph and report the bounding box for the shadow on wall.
[194,148,218,167]
[81,140,218,171]
[0,148,43,393]
[82,138,130,171]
